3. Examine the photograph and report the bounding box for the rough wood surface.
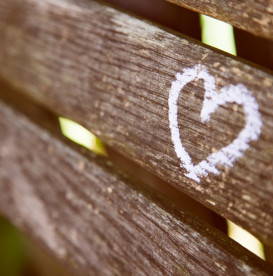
[0,99,273,276]
[0,0,273,246]
[0,78,228,234]
[167,0,273,40]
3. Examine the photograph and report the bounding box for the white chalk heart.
[168,65,262,183]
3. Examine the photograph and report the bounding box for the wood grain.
[0,0,273,245]
[0,99,273,276]
[0,78,228,234]
[166,0,273,40]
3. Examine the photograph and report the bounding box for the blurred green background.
[0,217,28,276]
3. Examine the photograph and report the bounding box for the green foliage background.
[0,217,25,276]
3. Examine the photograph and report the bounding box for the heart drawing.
[168,64,263,183]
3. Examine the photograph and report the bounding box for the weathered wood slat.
[166,0,273,40]
[0,0,273,245]
[0,98,273,276]
[0,78,229,233]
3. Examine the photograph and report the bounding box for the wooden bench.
[0,0,273,274]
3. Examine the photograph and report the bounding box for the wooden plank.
[0,77,229,233]
[0,99,273,276]
[166,0,273,40]
[0,0,273,245]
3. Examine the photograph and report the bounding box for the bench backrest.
[0,0,272,274]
